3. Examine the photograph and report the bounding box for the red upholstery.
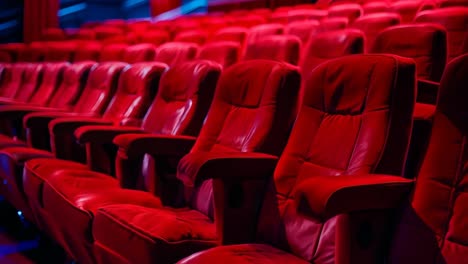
[99,44,128,62]
[72,29,96,40]
[10,63,44,103]
[351,12,401,52]
[243,35,301,65]
[26,63,69,106]
[212,27,248,45]
[390,0,435,23]
[43,42,76,62]
[0,51,12,62]
[327,3,363,23]
[389,54,468,264]
[245,23,285,44]
[154,42,199,66]
[26,60,222,263]
[0,64,25,99]
[179,54,416,264]
[439,0,468,7]
[228,15,266,28]
[123,44,157,63]
[90,60,301,264]
[362,1,390,14]
[288,9,328,22]
[285,20,321,46]
[175,30,209,45]
[94,26,125,41]
[197,41,240,68]
[41,28,67,41]
[319,17,349,31]
[299,29,365,72]
[73,41,101,62]
[414,7,468,61]
[138,30,170,46]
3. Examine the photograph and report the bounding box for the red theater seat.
[197,41,240,68]
[24,60,222,263]
[1,63,44,104]
[414,7,468,61]
[175,30,210,45]
[387,53,468,264]
[362,1,390,14]
[212,27,249,45]
[123,44,157,63]
[319,17,349,31]
[73,41,102,62]
[43,42,76,62]
[243,35,301,65]
[154,42,199,66]
[300,29,365,72]
[390,0,435,23]
[327,3,363,23]
[285,20,321,46]
[179,54,416,264]
[94,26,125,41]
[71,29,96,40]
[288,9,328,22]
[0,64,26,99]
[245,23,285,44]
[439,0,468,7]
[87,59,300,264]
[138,30,170,46]
[351,12,401,51]
[227,15,266,28]
[99,44,128,62]
[41,28,67,41]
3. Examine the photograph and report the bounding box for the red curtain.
[150,0,181,16]
[23,0,59,43]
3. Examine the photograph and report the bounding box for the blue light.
[16,211,22,217]
[123,0,147,9]
[154,0,206,21]
[0,20,18,31]
[58,3,87,17]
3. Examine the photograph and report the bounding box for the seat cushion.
[179,244,309,264]
[0,134,28,148]
[93,204,218,264]
[414,103,435,121]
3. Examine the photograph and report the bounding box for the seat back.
[319,17,349,31]
[71,62,127,115]
[13,63,44,103]
[362,2,390,14]
[180,60,301,217]
[288,9,328,22]
[328,3,363,23]
[351,12,402,51]
[246,23,285,44]
[138,30,170,46]
[73,41,101,62]
[0,64,25,98]
[48,62,96,109]
[123,44,157,63]
[100,44,128,62]
[28,63,69,106]
[390,0,434,23]
[300,29,365,72]
[389,54,468,264]
[197,41,240,68]
[43,42,75,62]
[174,30,209,45]
[372,24,447,82]
[285,20,321,46]
[154,42,199,67]
[414,7,468,61]
[101,62,168,124]
[257,54,415,263]
[41,28,67,41]
[213,27,249,45]
[0,51,12,62]
[243,35,301,65]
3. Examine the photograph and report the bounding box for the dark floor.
[0,198,67,264]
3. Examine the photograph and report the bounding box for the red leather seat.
[319,17,349,31]
[73,41,102,62]
[285,20,321,46]
[327,3,363,23]
[243,35,301,65]
[138,30,170,46]
[362,1,390,14]
[387,54,468,264]
[372,24,447,178]
[439,0,468,7]
[212,27,248,46]
[84,59,300,264]
[123,44,157,63]
[390,0,435,23]
[41,28,67,41]
[99,44,129,62]
[94,26,124,41]
[0,51,12,63]
[25,60,222,263]
[0,63,26,99]
[351,12,401,52]
[175,30,210,45]
[245,23,285,44]
[227,15,266,28]
[288,9,328,22]
[71,29,96,40]
[197,41,240,68]
[154,42,199,67]
[414,7,468,61]
[299,29,365,72]
[0,43,27,62]
[179,54,416,264]
[1,63,44,104]
[42,42,76,62]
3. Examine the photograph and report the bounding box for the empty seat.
[388,53,468,264]
[288,9,328,22]
[212,27,249,45]
[179,54,416,264]
[414,7,468,61]
[243,35,301,65]
[362,1,390,14]
[100,44,128,62]
[43,42,76,62]
[71,29,96,40]
[285,20,321,46]
[328,3,363,23]
[319,17,349,31]
[154,42,199,66]
[228,15,267,28]
[22,60,223,263]
[197,41,241,68]
[41,28,67,41]
[73,41,102,62]
[4,63,44,104]
[0,43,27,62]
[351,12,402,51]
[0,64,26,99]
[390,0,435,23]
[246,23,285,44]
[138,30,170,46]
[123,44,157,63]
[94,26,125,41]
[300,29,365,72]
[174,30,209,45]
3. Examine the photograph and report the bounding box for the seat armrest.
[113,134,197,158]
[49,117,115,136]
[75,125,145,144]
[177,151,278,187]
[0,105,62,120]
[295,175,414,220]
[417,79,439,104]
[23,111,96,129]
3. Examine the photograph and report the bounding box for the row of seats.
[0,51,467,263]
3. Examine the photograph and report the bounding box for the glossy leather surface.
[12,63,44,103]
[389,54,468,264]
[175,30,209,45]
[123,44,157,63]
[390,0,434,23]
[27,63,68,106]
[327,3,363,23]
[99,44,128,62]
[351,12,401,52]
[319,17,349,32]
[213,27,248,45]
[0,64,25,98]
[285,20,321,46]
[245,23,285,44]
[300,29,364,72]
[243,35,301,65]
[414,7,468,61]
[154,42,199,67]
[197,41,240,68]
[73,41,102,62]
